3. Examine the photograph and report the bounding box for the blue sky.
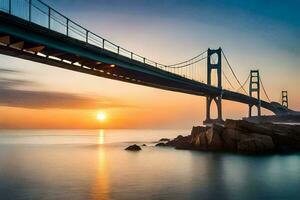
[44,0,300,96]
[43,0,300,66]
[46,0,300,55]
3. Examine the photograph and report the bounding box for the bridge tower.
[282,91,288,108]
[249,70,261,117]
[204,47,224,125]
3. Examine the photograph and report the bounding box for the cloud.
[0,69,127,110]
[0,87,125,110]
[0,78,36,88]
[0,68,21,73]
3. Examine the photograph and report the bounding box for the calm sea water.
[0,129,300,200]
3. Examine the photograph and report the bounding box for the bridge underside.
[0,12,287,115]
[0,12,221,96]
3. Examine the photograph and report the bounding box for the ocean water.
[0,129,299,200]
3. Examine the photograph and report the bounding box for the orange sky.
[0,56,289,129]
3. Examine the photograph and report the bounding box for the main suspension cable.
[166,56,207,69]
[237,74,250,94]
[221,50,248,94]
[260,77,271,102]
[166,50,207,68]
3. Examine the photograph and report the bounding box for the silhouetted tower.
[282,91,288,108]
[249,70,261,117]
[204,47,224,125]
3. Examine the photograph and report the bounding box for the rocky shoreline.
[165,120,300,154]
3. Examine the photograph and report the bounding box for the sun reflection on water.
[91,129,110,200]
[98,129,105,145]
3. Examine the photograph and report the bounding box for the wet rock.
[166,119,300,154]
[225,119,272,136]
[166,135,183,146]
[222,127,251,151]
[190,132,201,146]
[176,135,184,139]
[159,138,170,142]
[198,132,208,147]
[225,120,300,151]
[155,143,167,147]
[141,144,147,147]
[238,134,274,154]
[205,125,224,150]
[191,126,207,138]
[190,126,207,147]
[125,144,141,151]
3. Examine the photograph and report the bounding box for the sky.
[0,0,299,129]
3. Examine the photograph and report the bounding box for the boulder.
[159,138,170,142]
[254,123,300,150]
[125,144,141,151]
[176,135,184,139]
[142,144,147,146]
[167,135,184,146]
[222,120,265,151]
[222,128,247,151]
[190,129,200,145]
[237,134,274,154]
[164,120,300,154]
[205,125,224,150]
[291,125,300,135]
[190,131,203,145]
[225,119,272,136]
[191,126,207,138]
[155,143,167,147]
[167,135,192,149]
[185,124,224,150]
[190,131,207,150]
[199,132,208,146]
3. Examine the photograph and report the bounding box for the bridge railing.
[0,0,179,72]
[0,0,214,84]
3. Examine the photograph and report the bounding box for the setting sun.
[96,112,107,122]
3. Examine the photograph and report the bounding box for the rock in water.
[238,134,274,154]
[155,143,167,147]
[166,119,300,154]
[125,144,141,151]
[166,135,192,149]
[159,138,170,142]
[205,125,224,150]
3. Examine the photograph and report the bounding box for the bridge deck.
[0,10,281,114]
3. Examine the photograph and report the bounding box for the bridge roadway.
[0,12,285,115]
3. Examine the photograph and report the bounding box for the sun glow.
[97,112,107,122]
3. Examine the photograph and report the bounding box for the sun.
[96,112,107,122]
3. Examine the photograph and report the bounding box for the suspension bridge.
[0,0,296,124]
